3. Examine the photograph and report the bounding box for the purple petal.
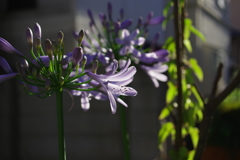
[81,92,90,111]
[116,96,128,107]
[0,38,23,56]
[121,29,130,38]
[0,73,17,83]
[108,66,136,81]
[87,9,95,24]
[149,16,165,25]
[120,19,132,29]
[129,29,139,40]
[133,37,145,46]
[89,91,108,100]
[132,48,141,58]
[115,38,124,45]
[72,47,83,68]
[0,57,13,73]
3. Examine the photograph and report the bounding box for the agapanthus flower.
[0,23,138,113]
[115,29,145,57]
[140,63,168,88]
[87,59,137,113]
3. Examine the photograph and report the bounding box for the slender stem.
[174,0,184,151]
[119,104,130,160]
[56,89,66,160]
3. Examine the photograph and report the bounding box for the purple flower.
[0,38,23,56]
[71,74,108,111]
[140,63,168,88]
[86,59,137,114]
[140,49,169,64]
[119,19,132,29]
[115,29,145,57]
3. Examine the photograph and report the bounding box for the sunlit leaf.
[194,107,203,122]
[184,39,192,53]
[163,36,174,50]
[163,0,174,17]
[189,127,199,149]
[168,60,177,79]
[189,58,203,81]
[159,105,173,120]
[191,85,204,108]
[184,18,192,39]
[190,25,206,42]
[188,150,196,160]
[166,81,177,103]
[158,122,174,148]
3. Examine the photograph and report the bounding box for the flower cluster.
[0,23,137,113]
[74,2,169,88]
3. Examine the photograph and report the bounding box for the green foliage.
[159,0,206,159]
[159,105,174,120]
[158,122,174,149]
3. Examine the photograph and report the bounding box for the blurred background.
[0,0,239,160]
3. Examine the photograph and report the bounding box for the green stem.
[119,104,130,160]
[56,89,66,160]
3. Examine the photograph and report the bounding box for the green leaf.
[162,13,174,30]
[190,25,206,42]
[163,0,174,17]
[194,107,203,122]
[184,107,195,127]
[184,18,192,39]
[158,122,174,148]
[185,68,194,84]
[163,36,174,49]
[167,61,177,79]
[189,58,203,81]
[169,147,189,160]
[189,127,199,149]
[184,39,192,53]
[159,105,173,120]
[166,81,177,103]
[188,150,196,160]
[191,85,204,109]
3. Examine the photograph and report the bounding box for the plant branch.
[174,0,184,151]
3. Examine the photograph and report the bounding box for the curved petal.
[89,91,108,100]
[0,73,17,83]
[129,29,139,39]
[108,66,136,81]
[149,16,165,25]
[0,57,13,73]
[0,38,23,56]
[115,38,124,45]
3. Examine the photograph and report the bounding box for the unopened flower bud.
[120,19,132,29]
[16,62,26,79]
[78,30,84,46]
[58,31,64,45]
[45,39,53,61]
[107,2,112,21]
[92,60,98,73]
[21,59,30,73]
[45,78,51,91]
[72,47,83,68]
[35,37,41,51]
[114,22,120,35]
[34,23,42,39]
[26,28,33,50]
[87,9,95,24]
